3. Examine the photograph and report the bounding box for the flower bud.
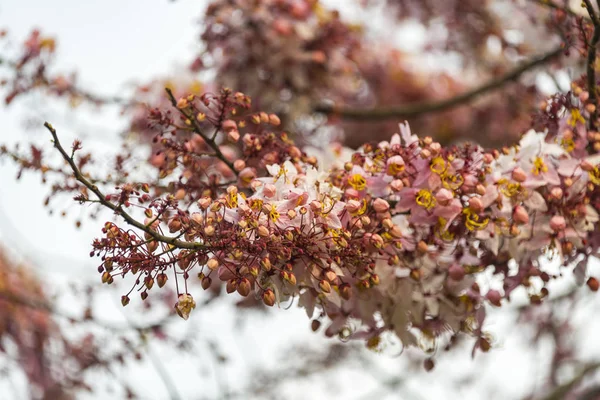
[550,187,563,200]
[257,225,270,237]
[435,188,453,206]
[390,179,404,192]
[311,319,321,331]
[512,167,527,183]
[145,276,154,290]
[550,215,566,231]
[221,119,237,132]
[512,205,529,225]
[263,183,277,198]
[227,129,240,143]
[319,280,331,293]
[239,167,256,185]
[226,279,237,294]
[263,289,275,306]
[486,290,502,307]
[237,278,251,297]
[373,198,390,213]
[201,276,212,290]
[207,258,219,270]
[204,225,215,236]
[198,197,211,209]
[157,273,168,288]
[176,97,188,109]
[268,114,281,126]
[121,295,130,307]
[339,284,351,300]
[233,159,246,172]
[346,199,362,214]
[587,277,599,292]
[448,264,465,281]
[260,257,272,271]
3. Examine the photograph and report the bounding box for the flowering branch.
[165,87,238,176]
[43,122,205,251]
[313,45,565,120]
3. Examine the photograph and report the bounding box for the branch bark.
[583,0,600,130]
[44,122,205,251]
[313,45,565,121]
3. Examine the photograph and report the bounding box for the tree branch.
[43,122,205,251]
[583,0,600,130]
[313,45,565,121]
[164,88,238,177]
[538,362,600,400]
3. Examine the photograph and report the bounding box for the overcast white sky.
[1,1,600,399]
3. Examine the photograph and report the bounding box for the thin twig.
[43,122,204,251]
[0,289,169,332]
[583,0,600,130]
[313,45,565,120]
[538,362,600,400]
[164,88,238,176]
[530,0,590,20]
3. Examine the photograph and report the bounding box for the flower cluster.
[73,79,597,356]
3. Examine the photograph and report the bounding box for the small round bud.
[550,215,566,232]
[448,264,465,281]
[263,289,275,306]
[486,290,502,307]
[512,167,527,182]
[588,277,599,291]
[207,258,219,271]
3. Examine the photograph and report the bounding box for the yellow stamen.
[348,174,367,191]
[416,189,436,210]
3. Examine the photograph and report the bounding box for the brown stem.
[584,0,600,130]
[44,122,204,251]
[313,45,565,121]
[538,362,600,400]
[164,88,238,176]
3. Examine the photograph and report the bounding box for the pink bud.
[550,215,566,231]
[512,205,529,224]
[346,199,362,214]
[191,212,203,225]
[288,146,302,159]
[550,187,563,200]
[486,290,502,307]
[239,167,256,185]
[227,129,240,143]
[483,153,494,164]
[221,119,237,132]
[435,188,453,206]
[390,179,404,192]
[373,198,390,213]
[198,197,211,210]
[268,114,281,126]
[448,264,465,281]
[310,201,322,212]
[580,91,590,102]
[263,183,277,198]
[257,225,270,237]
[512,167,527,183]
[344,188,360,199]
[233,159,246,171]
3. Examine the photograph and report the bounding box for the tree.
[1,0,600,398]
